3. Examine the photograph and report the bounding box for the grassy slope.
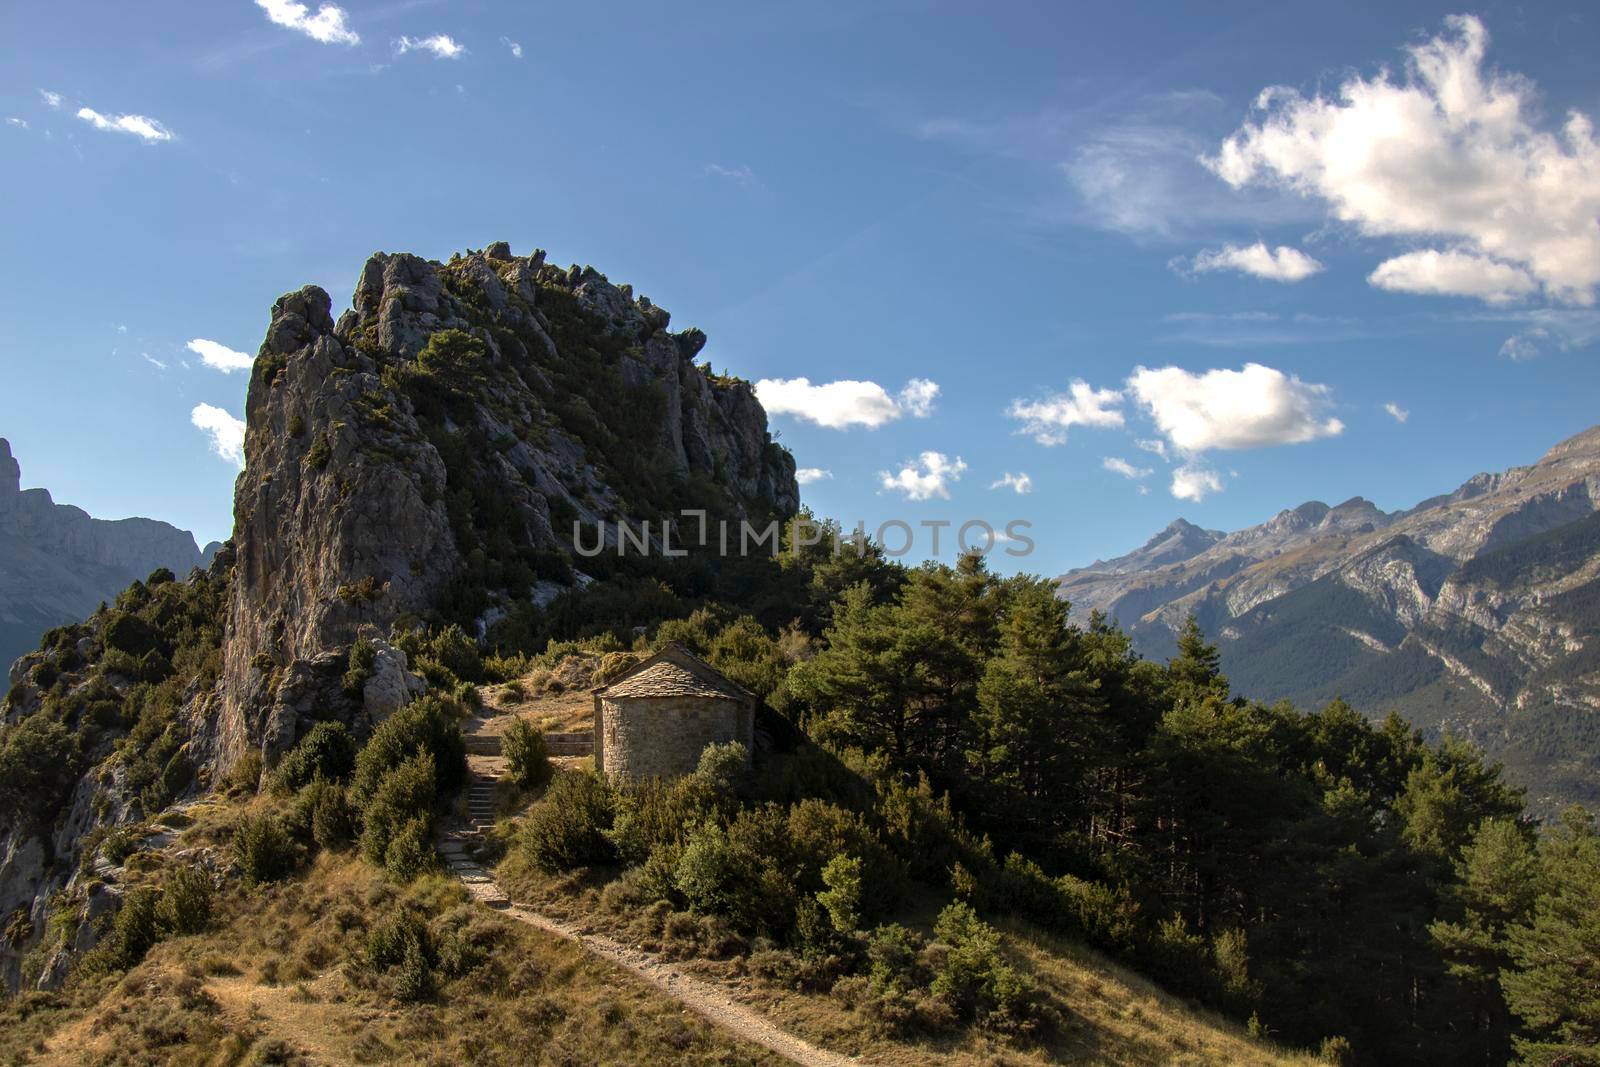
[0,848,780,1066]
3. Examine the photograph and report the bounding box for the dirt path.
[440,754,864,1067]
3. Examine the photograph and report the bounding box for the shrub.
[156,865,213,935]
[0,715,80,829]
[520,771,615,871]
[312,783,357,851]
[343,638,377,697]
[503,719,552,791]
[233,814,296,886]
[272,722,357,793]
[817,854,863,933]
[97,886,162,972]
[931,901,1042,1032]
[352,696,466,806]
[366,910,434,1002]
[226,750,263,796]
[385,817,435,881]
[359,753,437,870]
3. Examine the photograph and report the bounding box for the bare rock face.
[209,244,797,774]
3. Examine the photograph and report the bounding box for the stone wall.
[595,694,752,779]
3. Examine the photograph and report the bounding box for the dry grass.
[495,856,1318,1067]
[0,854,783,1066]
[479,682,595,735]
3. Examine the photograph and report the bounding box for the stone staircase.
[463,730,502,757]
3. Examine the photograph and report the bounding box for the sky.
[1,1,1597,578]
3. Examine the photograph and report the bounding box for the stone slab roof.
[594,642,753,702]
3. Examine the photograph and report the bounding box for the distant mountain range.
[1058,425,1600,812]
[0,438,218,695]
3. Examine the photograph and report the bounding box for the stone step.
[463,734,503,756]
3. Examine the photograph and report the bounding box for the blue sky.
[1,2,1596,577]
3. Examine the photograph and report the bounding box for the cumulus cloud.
[255,0,358,45]
[1126,363,1343,453]
[187,339,254,373]
[755,377,939,430]
[1171,464,1224,502]
[191,404,246,468]
[1135,438,1169,461]
[1367,250,1537,304]
[76,107,173,143]
[396,34,466,59]
[1384,402,1410,423]
[1102,457,1153,480]
[1007,380,1124,446]
[1185,241,1323,282]
[500,36,523,58]
[38,89,62,109]
[990,472,1033,494]
[1206,15,1600,304]
[795,468,832,485]
[880,452,967,501]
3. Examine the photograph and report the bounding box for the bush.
[385,817,435,881]
[312,783,357,851]
[343,638,377,697]
[233,813,296,886]
[503,719,552,791]
[272,722,356,793]
[352,696,466,806]
[931,901,1042,1032]
[359,753,437,871]
[0,715,80,829]
[226,750,264,796]
[817,854,863,933]
[366,910,434,1002]
[520,771,615,871]
[156,865,213,935]
[98,886,162,971]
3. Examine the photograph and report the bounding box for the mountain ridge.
[1057,423,1600,810]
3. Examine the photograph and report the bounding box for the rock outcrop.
[209,243,796,773]
[0,438,217,696]
[1057,425,1600,812]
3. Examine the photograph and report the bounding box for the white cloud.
[880,452,967,501]
[500,37,522,58]
[1135,438,1169,461]
[1469,308,1600,361]
[990,472,1032,494]
[187,338,254,373]
[141,353,168,371]
[755,376,939,430]
[897,378,939,418]
[191,404,246,468]
[1127,363,1343,453]
[76,107,173,143]
[5,118,26,129]
[1007,380,1124,446]
[1171,464,1223,502]
[396,34,466,59]
[1367,250,1537,304]
[255,0,359,45]
[705,163,757,188]
[38,89,62,109]
[1384,402,1410,423]
[795,468,832,485]
[1206,15,1600,304]
[1185,241,1323,282]
[1102,457,1153,480]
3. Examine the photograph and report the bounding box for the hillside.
[1056,425,1600,811]
[0,438,217,698]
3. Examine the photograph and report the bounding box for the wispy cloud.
[1007,380,1124,446]
[990,472,1033,494]
[38,89,62,109]
[1102,457,1152,480]
[5,118,27,130]
[255,0,359,45]
[76,107,174,143]
[1384,402,1409,423]
[191,404,246,468]
[187,339,254,373]
[705,163,758,187]
[395,34,465,59]
[500,36,522,58]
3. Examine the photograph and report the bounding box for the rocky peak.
[0,438,18,500]
[207,240,798,773]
